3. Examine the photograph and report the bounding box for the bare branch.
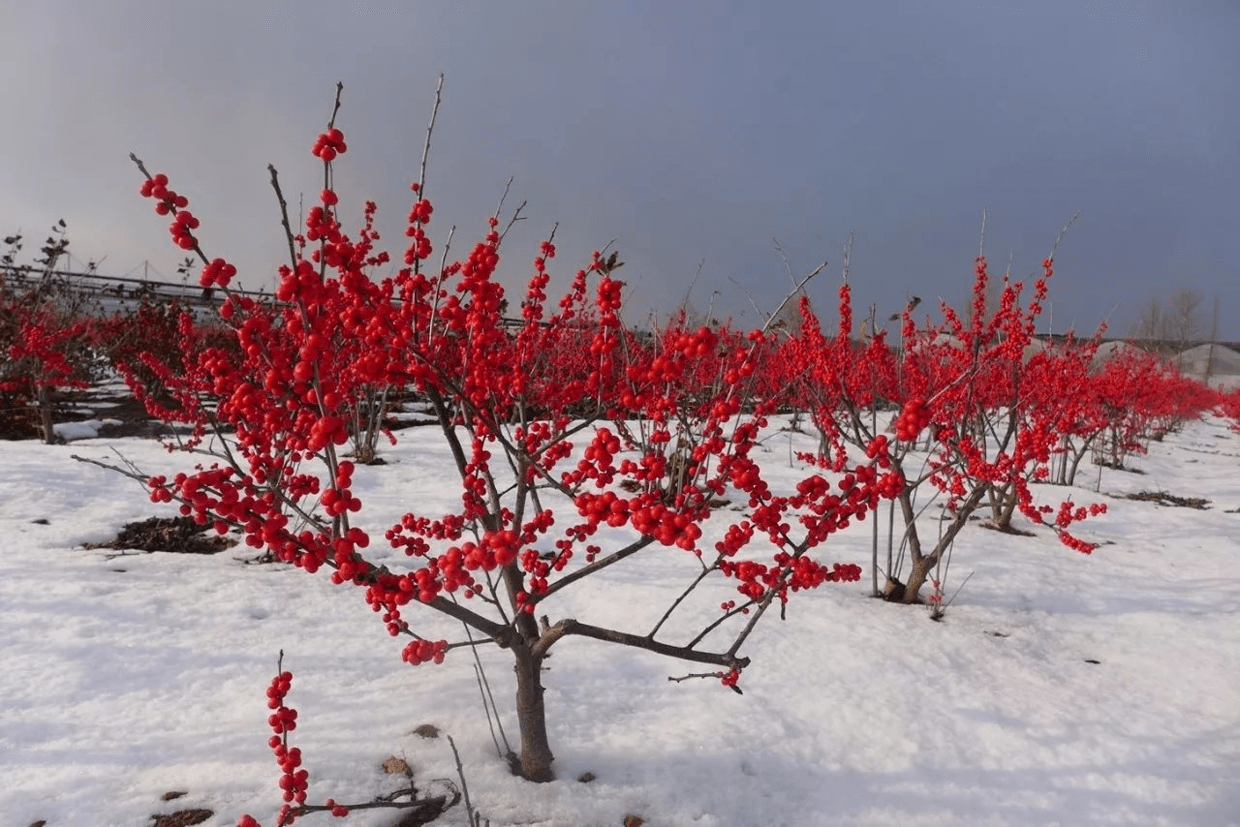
[1045,210,1080,264]
[326,81,345,129]
[538,535,657,599]
[417,74,444,198]
[979,208,987,258]
[267,164,299,270]
[532,617,750,670]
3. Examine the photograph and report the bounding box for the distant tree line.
[1130,287,1221,352]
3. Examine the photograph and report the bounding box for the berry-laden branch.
[130,153,231,300]
[237,652,461,826]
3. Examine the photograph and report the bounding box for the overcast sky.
[3,1,1237,337]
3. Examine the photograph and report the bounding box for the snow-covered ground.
[2,415,1238,826]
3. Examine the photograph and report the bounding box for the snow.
[1173,344,1240,392]
[2,416,1239,826]
[51,417,122,441]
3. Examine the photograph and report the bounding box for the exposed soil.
[1123,490,1211,510]
[980,520,1037,536]
[151,810,213,827]
[2,382,187,441]
[91,393,178,439]
[1094,458,1146,474]
[83,516,236,555]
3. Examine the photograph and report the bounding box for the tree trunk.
[900,555,934,604]
[884,488,930,604]
[511,640,555,782]
[992,480,1019,531]
[38,384,55,444]
[885,482,988,605]
[1064,431,1100,486]
[870,493,880,597]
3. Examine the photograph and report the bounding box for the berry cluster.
[138,173,200,250]
[168,210,200,251]
[311,127,347,161]
[138,172,187,213]
[201,257,237,290]
[863,434,892,467]
[401,637,448,665]
[236,663,351,826]
[894,397,931,441]
[264,667,308,825]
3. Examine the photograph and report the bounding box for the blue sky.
[3,1,1237,336]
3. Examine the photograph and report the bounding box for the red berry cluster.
[863,434,892,467]
[201,257,237,290]
[138,172,187,213]
[628,501,703,550]
[714,520,755,559]
[402,187,437,263]
[895,398,931,441]
[264,667,308,824]
[401,637,448,665]
[304,204,340,243]
[596,274,623,314]
[408,197,433,225]
[311,127,347,161]
[575,489,630,528]
[320,460,361,517]
[138,173,200,250]
[237,664,352,827]
[168,209,200,250]
[307,414,350,453]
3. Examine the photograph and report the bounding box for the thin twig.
[459,618,512,758]
[447,735,483,827]
[667,671,724,684]
[1046,210,1081,264]
[942,570,975,610]
[267,165,299,270]
[326,81,345,129]
[417,74,445,198]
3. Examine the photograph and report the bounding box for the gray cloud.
[3,0,1237,336]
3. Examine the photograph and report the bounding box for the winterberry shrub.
[1,225,98,442]
[783,248,1112,604]
[93,83,895,803]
